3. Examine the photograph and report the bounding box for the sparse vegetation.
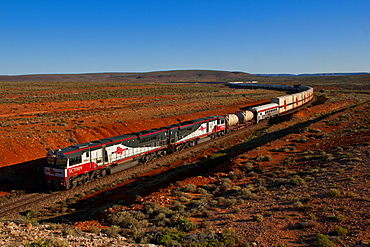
[328,188,341,197]
[314,233,335,247]
[0,73,369,246]
[334,226,348,236]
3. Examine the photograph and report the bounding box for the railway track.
[0,191,53,217]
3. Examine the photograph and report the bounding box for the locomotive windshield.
[47,157,67,167]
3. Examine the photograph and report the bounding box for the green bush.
[22,209,38,218]
[290,175,305,185]
[293,201,305,210]
[172,202,186,212]
[201,184,217,193]
[104,225,121,237]
[328,189,341,197]
[108,210,148,231]
[241,188,258,200]
[242,162,254,171]
[255,155,273,162]
[182,184,197,193]
[326,214,346,222]
[23,239,50,247]
[45,237,69,247]
[87,225,100,234]
[314,234,334,247]
[334,226,348,236]
[158,234,174,246]
[178,196,190,203]
[175,216,197,232]
[220,181,232,191]
[157,230,183,246]
[196,187,209,195]
[253,214,264,222]
[220,228,240,246]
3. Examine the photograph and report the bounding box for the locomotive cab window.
[47,157,55,165]
[69,156,82,166]
[47,157,67,167]
[56,158,68,167]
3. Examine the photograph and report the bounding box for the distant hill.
[0,70,258,83]
[2,70,368,83]
[255,72,370,77]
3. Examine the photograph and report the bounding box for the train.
[44,83,314,189]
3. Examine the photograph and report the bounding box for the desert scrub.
[108,210,149,229]
[314,234,335,247]
[294,135,308,143]
[242,161,254,171]
[328,188,341,197]
[182,183,197,193]
[301,153,333,161]
[290,175,305,185]
[171,189,184,198]
[217,197,238,206]
[224,185,242,195]
[334,226,348,236]
[253,214,264,222]
[175,216,197,232]
[326,214,346,222]
[201,183,217,193]
[273,146,296,152]
[171,202,186,212]
[86,225,100,234]
[293,201,305,211]
[346,191,357,198]
[298,220,317,228]
[24,238,69,247]
[220,180,232,191]
[255,155,273,162]
[104,225,121,237]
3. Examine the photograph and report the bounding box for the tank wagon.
[45,83,314,189]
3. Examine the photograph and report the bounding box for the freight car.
[45,83,313,189]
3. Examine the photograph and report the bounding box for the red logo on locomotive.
[48,168,57,175]
[114,146,126,155]
[199,126,206,131]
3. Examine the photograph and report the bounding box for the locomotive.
[45,83,314,189]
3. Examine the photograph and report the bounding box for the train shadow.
[0,158,46,193]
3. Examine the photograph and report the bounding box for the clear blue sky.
[1,0,369,75]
